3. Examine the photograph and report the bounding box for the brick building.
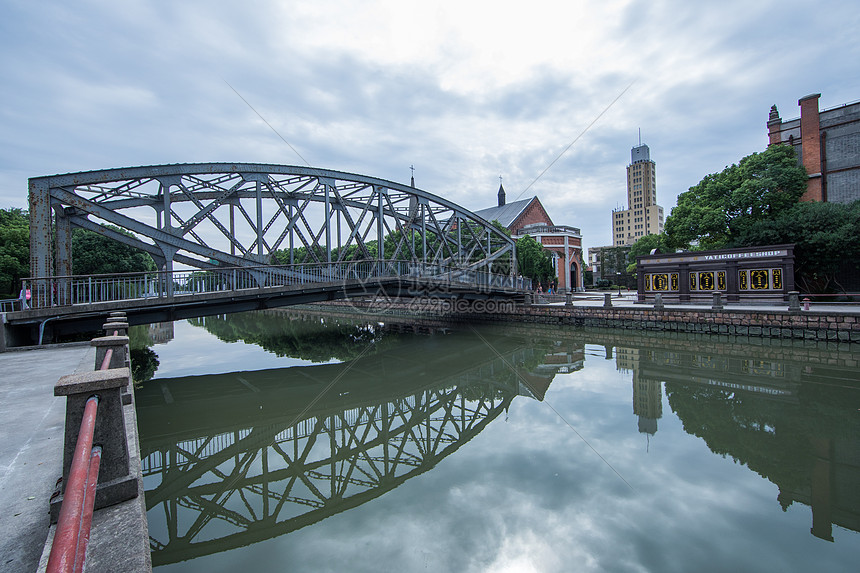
[474,184,584,291]
[767,93,860,203]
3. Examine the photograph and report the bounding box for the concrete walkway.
[0,343,93,573]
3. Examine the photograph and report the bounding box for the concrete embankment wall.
[457,305,860,343]
[309,301,860,344]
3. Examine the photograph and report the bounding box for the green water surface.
[133,310,860,573]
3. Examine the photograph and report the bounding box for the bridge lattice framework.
[29,163,516,295]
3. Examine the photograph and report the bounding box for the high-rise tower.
[611,142,664,246]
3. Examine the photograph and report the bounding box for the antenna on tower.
[638,128,641,146]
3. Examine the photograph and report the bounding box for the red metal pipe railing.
[47,326,120,572]
[99,348,114,371]
[46,396,100,573]
[73,446,102,573]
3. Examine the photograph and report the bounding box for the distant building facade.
[587,247,605,280]
[588,244,633,287]
[474,184,584,291]
[767,93,860,203]
[612,143,664,247]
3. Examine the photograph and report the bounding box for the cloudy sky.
[2,0,859,251]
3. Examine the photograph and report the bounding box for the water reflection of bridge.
[137,332,573,565]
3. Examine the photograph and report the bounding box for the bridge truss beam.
[29,164,516,283]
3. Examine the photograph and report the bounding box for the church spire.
[497,175,506,207]
[769,104,780,122]
[410,164,415,188]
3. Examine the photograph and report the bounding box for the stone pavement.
[0,343,93,573]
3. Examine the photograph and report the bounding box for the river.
[132,308,860,572]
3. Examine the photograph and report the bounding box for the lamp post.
[616,272,622,297]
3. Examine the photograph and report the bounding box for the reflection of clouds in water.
[150,333,860,572]
[151,320,335,379]
[484,529,562,573]
[270,370,821,572]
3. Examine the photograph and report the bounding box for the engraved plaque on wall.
[750,269,770,290]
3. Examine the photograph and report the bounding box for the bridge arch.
[29,163,516,283]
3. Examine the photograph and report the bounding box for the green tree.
[516,235,554,285]
[596,246,632,287]
[625,233,670,274]
[271,219,512,270]
[734,200,860,293]
[130,348,160,385]
[72,227,157,275]
[0,208,30,298]
[190,311,403,363]
[665,145,807,250]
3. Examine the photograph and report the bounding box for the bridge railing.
[0,297,24,312]
[47,315,136,572]
[22,261,527,309]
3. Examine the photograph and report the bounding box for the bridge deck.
[4,276,523,345]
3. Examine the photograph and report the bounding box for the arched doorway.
[569,260,579,291]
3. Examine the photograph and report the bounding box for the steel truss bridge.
[137,333,543,565]
[22,164,521,315]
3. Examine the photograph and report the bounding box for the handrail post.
[788,290,801,312]
[93,335,129,371]
[93,334,132,405]
[103,319,128,338]
[51,367,137,524]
